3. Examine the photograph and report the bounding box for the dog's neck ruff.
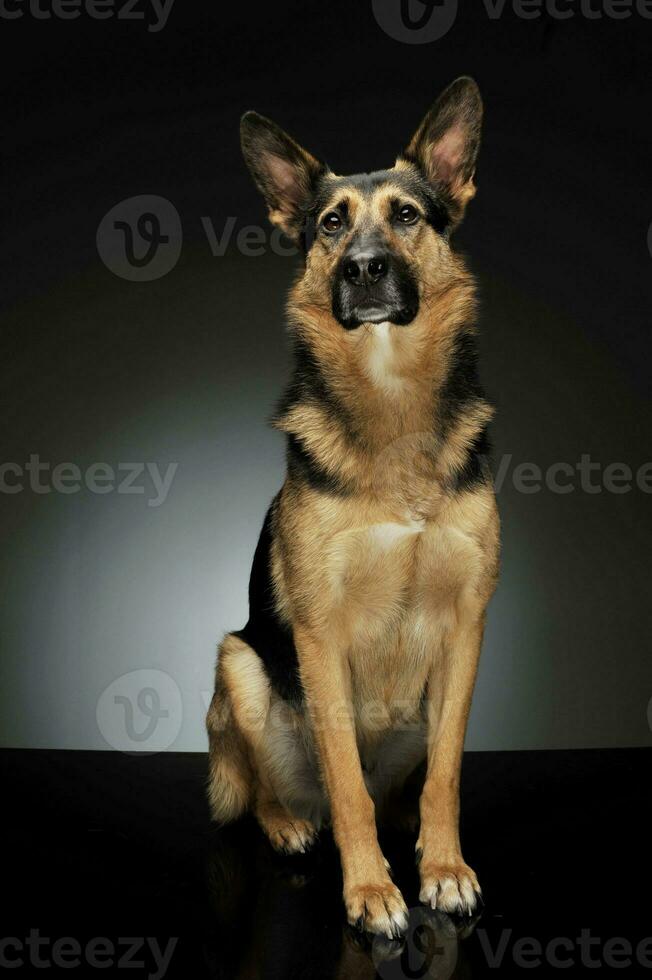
[274,288,493,501]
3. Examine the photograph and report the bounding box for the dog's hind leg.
[253,781,318,855]
[206,643,253,824]
[208,632,320,852]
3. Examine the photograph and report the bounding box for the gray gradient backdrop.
[1,1,651,752]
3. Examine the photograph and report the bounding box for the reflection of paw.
[266,816,317,855]
[346,881,409,939]
[418,861,481,915]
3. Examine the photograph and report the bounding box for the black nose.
[343,253,388,286]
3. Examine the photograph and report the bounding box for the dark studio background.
[1,0,650,753]
[1,3,652,978]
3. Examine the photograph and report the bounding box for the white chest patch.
[364,322,404,393]
[369,518,425,549]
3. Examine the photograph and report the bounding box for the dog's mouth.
[345,301,418,330]
[353,303,393,325]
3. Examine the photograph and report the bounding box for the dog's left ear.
[240,111,325,240]
[402,76,483,224]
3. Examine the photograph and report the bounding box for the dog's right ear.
[240,112,325,241]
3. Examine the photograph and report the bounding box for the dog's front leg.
[417,614,485,916]
[294,626,408,938]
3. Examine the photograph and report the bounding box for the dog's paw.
[346,881,409,939]
[266,817,317,855]
[418,861,481,916]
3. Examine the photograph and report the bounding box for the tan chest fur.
[274,478,499,751]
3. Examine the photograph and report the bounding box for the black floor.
[2,748,650,977]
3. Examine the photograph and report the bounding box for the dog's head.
[241,77,482,331]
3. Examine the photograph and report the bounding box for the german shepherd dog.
[207,76,499,939]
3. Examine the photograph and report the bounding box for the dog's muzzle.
[331,241,419,330]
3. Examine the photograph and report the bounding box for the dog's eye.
[397,204,419,225]
[322,212,342,233]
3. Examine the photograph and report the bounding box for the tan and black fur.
[207,77,500,938]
